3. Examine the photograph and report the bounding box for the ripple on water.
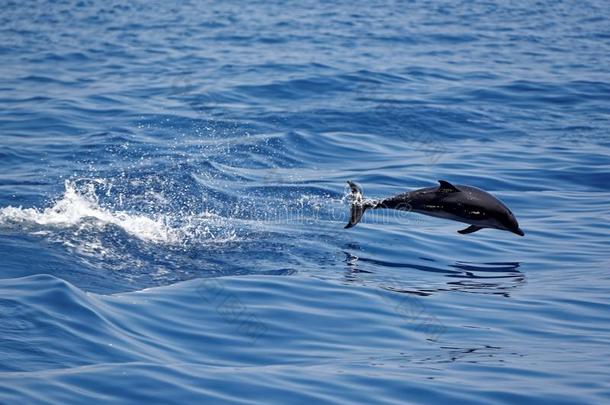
[2,0,610,403]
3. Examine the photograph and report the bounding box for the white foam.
[0,181,176,243]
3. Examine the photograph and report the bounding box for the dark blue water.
[1,0,610,403]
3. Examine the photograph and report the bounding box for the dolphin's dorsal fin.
[438,180,460,193]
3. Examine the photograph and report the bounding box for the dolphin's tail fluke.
[345,181,376,228]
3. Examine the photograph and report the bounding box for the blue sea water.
[1,0,610,403]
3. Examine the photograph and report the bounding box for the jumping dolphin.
[345,180,524,236]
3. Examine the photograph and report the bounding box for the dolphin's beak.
[513,227,525,236]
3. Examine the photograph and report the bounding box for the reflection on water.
[419,345,517,365]
[343,249,524,297]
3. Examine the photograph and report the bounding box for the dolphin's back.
[380,184,509,224]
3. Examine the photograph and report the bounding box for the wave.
[0,179,240,262]
[2,273,607,404]
[0,180,176,243]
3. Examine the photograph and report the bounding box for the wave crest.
[0,180,237,246]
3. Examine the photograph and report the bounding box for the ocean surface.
[1,0,610,403]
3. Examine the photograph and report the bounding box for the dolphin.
[345,180,524,236]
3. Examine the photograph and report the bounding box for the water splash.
[0,180,237,246]
[0,180,176,243]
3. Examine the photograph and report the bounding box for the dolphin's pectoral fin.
[438,180,460,193]
[458,225,482,234]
